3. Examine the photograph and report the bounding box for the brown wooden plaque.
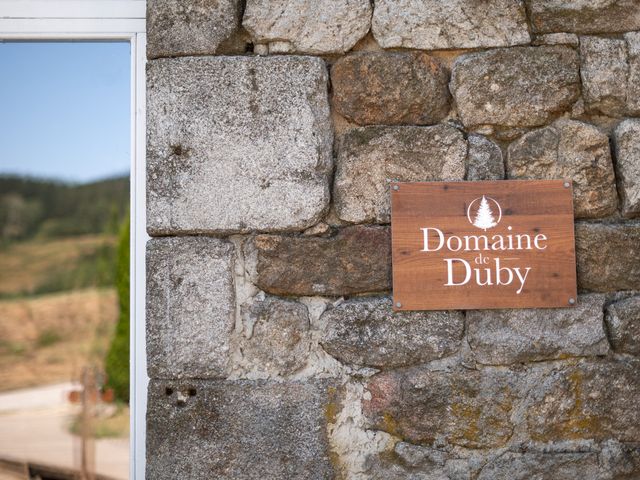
[391,180,577,310]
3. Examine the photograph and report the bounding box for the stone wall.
[145,1,640,478]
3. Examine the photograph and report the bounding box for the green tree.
[105,216,130,402]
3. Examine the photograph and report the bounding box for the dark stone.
[575,223,640,292]
[331,51,451,126]
[477,452,603,480]
[467,294,609,365]
[613,119,640,217]
[146,379,336,479]
[364,444,471,479]
[320,296,464,368]
[363,366,519,448]
[605,295,640,356]
[527,358,640,443]
[247,225,391,296]
[528,0,640,34]
[506,119,618,219]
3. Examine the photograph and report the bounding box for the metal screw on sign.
[392,185,399,191]
[568,297,576,305]
[563,181,571,188]
[395,302,402,308]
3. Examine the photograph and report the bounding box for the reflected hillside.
[0,174,129,391]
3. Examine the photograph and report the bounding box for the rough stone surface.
[507,119,618,219]
[532,33,579,46]
[600,441,640,478]
[575,223,640,291]
[527,358,640,442]
[605,295,640,356]
[372,0,530,50]
[333,125,466,224]
[467,294,609,365]
[239,296,311,376]
[146,238,235,379]
[147,56,332,235]
[320,296,464,368]
[450,46,580,128]
[477,452,604,480]
[330,52,451,126]
[528,0,640,34]
[466,134,505,181]
[613,119,640,217]
[247,225,391,296]
[363,366,519,448]
[147,379,336,479]
[242,0,371,54]
[147,0,246,58]
[625,32,640,115]
[364,445,471,480]
[580,37,628,117]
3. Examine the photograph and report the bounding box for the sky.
[0,42,130,183]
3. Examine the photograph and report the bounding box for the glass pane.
[0,42,130,480]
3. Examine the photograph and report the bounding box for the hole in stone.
[188,388,197,397]
[165,387,173,396]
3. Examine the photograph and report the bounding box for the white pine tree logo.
[472,195,498,230]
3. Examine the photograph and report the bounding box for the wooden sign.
[391,180,577,310]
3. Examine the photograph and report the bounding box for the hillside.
[0,174,129,392]
[0,234,117,298]
[0,288,118,392]
[0,174,128,241]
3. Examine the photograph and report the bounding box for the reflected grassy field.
[0,287,117,392]
[0,234,117,299]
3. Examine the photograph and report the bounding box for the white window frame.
[0,2,147,478]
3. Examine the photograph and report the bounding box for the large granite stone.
[333,125,466,224]
[477,452,604,480]
[372,0,530,50]
[527,0,640,34]
[506,119,618,219]
[575,223,640,292]
[146,238,235,379]
[242,0,371,54]
[605,295,640,356]
[527,358,640,442]
[147,56,332,235]
[466,134,505,181]
[580,37,628,117]
[450,46,580,128]
[363,366,519,448]
[320,296,464,368]
[147,0,246,58]
[578,34,640,117]
[613,119,640,217]
[239,295,311,376]
[467,294,609,365]
[147,379,336,479]
[330,52,450,126]
[247,225,391,296]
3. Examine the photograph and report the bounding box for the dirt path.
[0,383,128,479]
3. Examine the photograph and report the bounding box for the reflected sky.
[0,42,130,182]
